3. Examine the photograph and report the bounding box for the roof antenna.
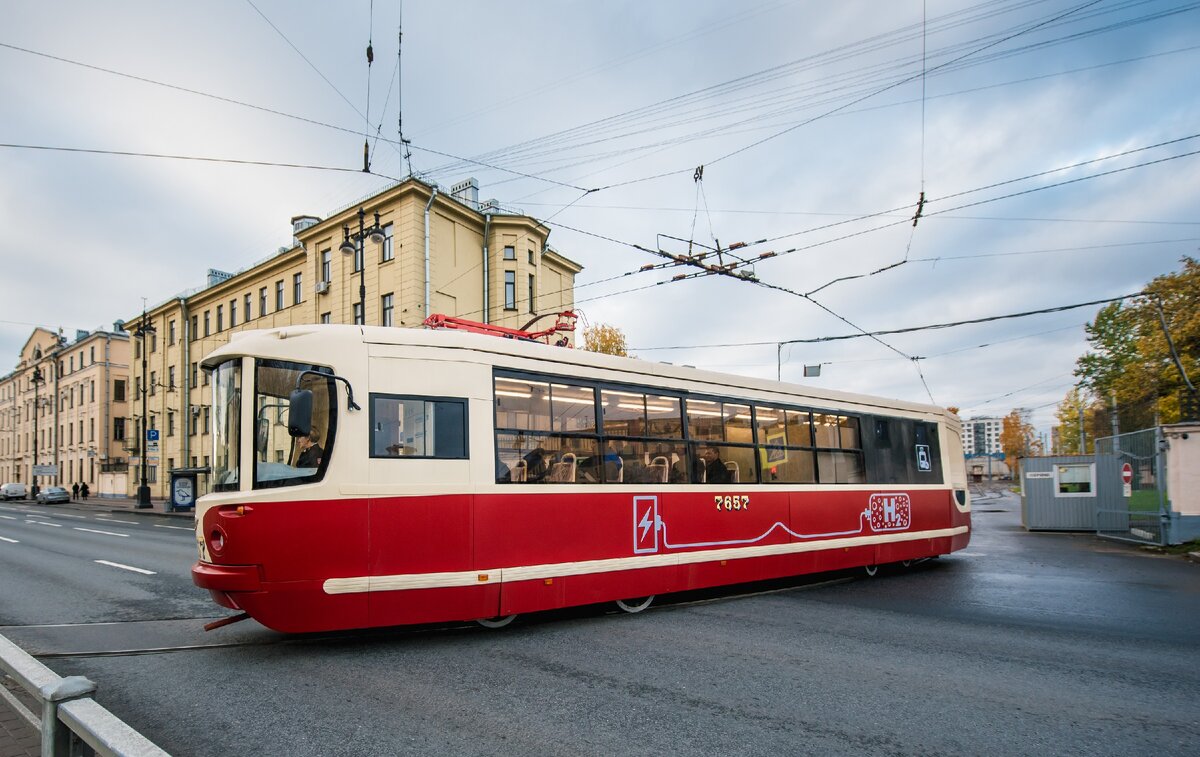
[397,0,413,177]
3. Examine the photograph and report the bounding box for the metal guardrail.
[0,633,169,757]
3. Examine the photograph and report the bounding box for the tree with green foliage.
[1075,257,1200,429]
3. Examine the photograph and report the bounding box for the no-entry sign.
[1121,463,1133,484]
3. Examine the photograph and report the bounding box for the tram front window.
[211,360,242,492]
[253,360,337,489]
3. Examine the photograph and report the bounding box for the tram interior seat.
[511,459,528,483]
[725,460,740,483]
[605,460,623,483]
[648,456,669,483]
[548,453,577,483]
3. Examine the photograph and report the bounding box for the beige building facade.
[0,327,131,496]
[126,176,582,499]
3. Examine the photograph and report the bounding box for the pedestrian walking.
[80,482,89,500]
[72,482,80,500]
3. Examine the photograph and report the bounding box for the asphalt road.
[2,491,1197,756]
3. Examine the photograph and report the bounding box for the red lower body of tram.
[192,488,969,633]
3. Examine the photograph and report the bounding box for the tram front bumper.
[192,561,262,592]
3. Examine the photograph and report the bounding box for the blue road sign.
[147,429,160,442]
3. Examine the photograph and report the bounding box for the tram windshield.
[252,359,337,489]
[211,360,242,492]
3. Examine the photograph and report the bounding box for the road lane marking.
[94,560,155,575]
[0,515,16,520]
[73,527,129,538]
[95,518,138,525]
[27,521,62,527]
[154,524,193,531]
[50,513,88,519]
[0,536,18,543]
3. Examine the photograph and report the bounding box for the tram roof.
[207,325,955,423]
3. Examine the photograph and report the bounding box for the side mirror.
[256,418,269,457]
[288,389,313,438]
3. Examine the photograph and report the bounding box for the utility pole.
[134,308,156,508]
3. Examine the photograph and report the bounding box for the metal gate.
[1094,428,1168,546]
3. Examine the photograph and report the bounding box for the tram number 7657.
[715,495,750,511]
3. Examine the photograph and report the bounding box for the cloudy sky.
[4,0,1198,438]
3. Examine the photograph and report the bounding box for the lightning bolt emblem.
[639,508,654,542]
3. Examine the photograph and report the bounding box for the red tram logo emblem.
[868,493,911,531]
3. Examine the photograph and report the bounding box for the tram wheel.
[476,614,517,629]
[615,595,655,614]
[863,564,879,577]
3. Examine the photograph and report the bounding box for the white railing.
[0,633,169,757]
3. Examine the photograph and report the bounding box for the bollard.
[39,676,97,757]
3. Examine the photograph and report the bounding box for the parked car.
[0,482,27,500]
[35,486,70,504]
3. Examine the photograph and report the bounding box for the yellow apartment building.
[0,327,131,496]
[125,176,583,500]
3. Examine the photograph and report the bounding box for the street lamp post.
[30,366,44,498]
[134,310,156,508]
[339,208,385,325]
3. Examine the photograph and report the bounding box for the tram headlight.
[209,528,226,554]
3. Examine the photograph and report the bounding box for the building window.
[259,287,268,317]
[1055,463,1095,497]
[168,320,176,345]
[216,305,224,332]
[293,272,303,305]
[353,302,364,325]
[113,418,125,441]
[230,299,237,328]
[203,407,210,435]
[275,280,285,310]
[90,345,95,364]
[167,411,175,437]
[504,271,516,310]
[168,366,176,390]
[381,293,394,327]
[244,294,252,323]
[114,380,126,402]
[528,249,535,265]
[191,315,198,340]
[90,380,94,402]
[503,246,515,261]
[528,274,536,314]
[321,249,332,283]
[381,224,394,262]
[204,311,211,337]
[150,333,157,353]
[320,312,331,324]
[354,242,364,273]
[191,362,198,388]
[149,371,157,396]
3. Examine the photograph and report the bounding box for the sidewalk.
[22,494,194,519]
[0,677,37,757]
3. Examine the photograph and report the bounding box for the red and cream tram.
[192,324,970,633]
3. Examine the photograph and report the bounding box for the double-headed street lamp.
[339,208,385,326]
[30,365,44,497]
[134,310,156,508]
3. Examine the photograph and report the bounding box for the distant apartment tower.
[961,416,1004,455]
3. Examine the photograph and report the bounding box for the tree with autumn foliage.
[581,323,630,357]
[1000,409,1041,477]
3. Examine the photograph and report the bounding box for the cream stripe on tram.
[322,525,968,595]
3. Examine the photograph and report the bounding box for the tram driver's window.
[372,396,467,459]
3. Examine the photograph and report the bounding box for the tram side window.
[683,399,756,484]
[495,375,600,483]
[371,395,467,459]
[813,412,865,484]
[756,407,816,484]
[601,390,688,484]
